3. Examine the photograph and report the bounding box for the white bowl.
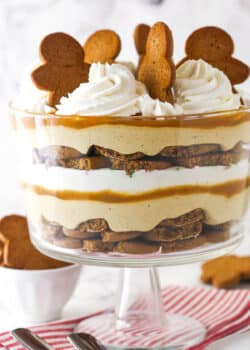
[0,264,81,323]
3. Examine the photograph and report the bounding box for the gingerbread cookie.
[0,232,8,265]
[32,32,90,106]
[0,215,69,269]
[63,227,99,240]
[83,239,114,253]
[78,218,109,233]
[35,146,82,162]
[94,145,144,161]
[134,23,150,61]
[143,221,203,242]
[84,29,121,64]
[102,230,141,243]
[159,208,205,228]
[162,235,206,254]
[178,26,249,85]
[55,156,111,171]
[138,22,175,103]
[111,158,172,175]
[160,144,222,158]
[53,232,82,249]
[115,240,160,254]
[201,255,250,289]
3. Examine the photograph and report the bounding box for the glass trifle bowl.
[11,107,250,264]
[11,106,250,349]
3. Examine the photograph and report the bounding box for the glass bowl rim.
[9,103,250,122]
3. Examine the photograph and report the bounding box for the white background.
[0,1,249,348]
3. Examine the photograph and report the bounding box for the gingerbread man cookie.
[0,232,7,265]
[84,29,121,64]
[32,32,90,106]
[137,22,176,103]
[178,26,249,85]
[134,23,150,56]
[0,215,69,269]
[201,255,250,289]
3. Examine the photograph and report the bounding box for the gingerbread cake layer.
[37,209,231,254]
[33,142,249,174]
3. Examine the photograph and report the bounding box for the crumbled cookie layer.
[39,209,232,255]
[33,142,249,174]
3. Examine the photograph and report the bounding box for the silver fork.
[11,328,54,350]
[11,328,106,350]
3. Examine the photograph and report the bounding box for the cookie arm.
[214,58,250,85]
[32,64,58,91]
[213,271,240,289]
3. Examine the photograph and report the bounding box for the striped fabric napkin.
[0,286,249,350]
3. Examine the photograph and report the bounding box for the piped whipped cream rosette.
[56,63,142,116]
[14,62,183,117]
[14,59,242,117]
[56,62,183,117]
[175,59,241,114]
[12,24,250,256]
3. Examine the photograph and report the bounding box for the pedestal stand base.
[75,311,206,349]
[75,268,206,349]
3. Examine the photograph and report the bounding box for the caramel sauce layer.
[23,177,250,202]
[11,109,250,130]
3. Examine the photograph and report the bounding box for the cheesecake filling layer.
[12,110,250,154]
[21,160,250,193]
[24,189,249,231]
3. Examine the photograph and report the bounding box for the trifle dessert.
[11,23,250,256]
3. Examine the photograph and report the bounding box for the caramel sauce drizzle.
[12,109,250,130]
[23,177,250,203]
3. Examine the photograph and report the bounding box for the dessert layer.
[33,142,249,174]
[37,209,231,255]
[21,160,250,193]
[23,174,250,201]
[12,110,250,155]
[24,189,249,230]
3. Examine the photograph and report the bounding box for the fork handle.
[11,328,54,350]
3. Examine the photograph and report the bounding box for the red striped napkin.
[0,286,249,350]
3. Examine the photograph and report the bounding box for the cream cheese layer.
[21,160,250,193]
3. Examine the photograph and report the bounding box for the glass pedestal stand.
[75,267,206,349]
[32,230,243,350]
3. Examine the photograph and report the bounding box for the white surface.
[0,1,249,348]
[21,160,250,192]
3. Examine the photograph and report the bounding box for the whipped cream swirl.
[57,63,142,116]
[175,59,241,114]
[139,94,183,116]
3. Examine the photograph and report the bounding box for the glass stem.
[115,267,165,330]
